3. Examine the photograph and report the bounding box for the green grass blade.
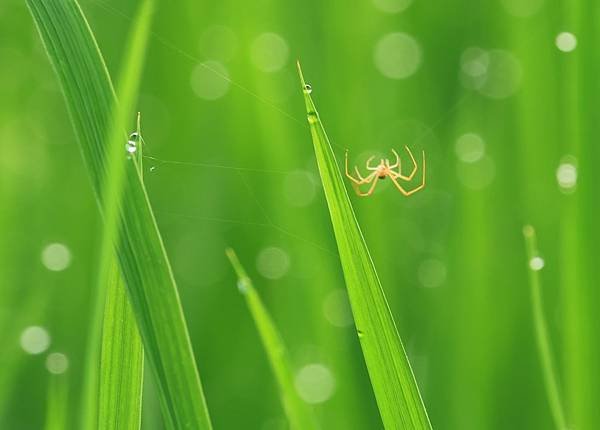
[99,261,144,430]
[96,0,153,424]
[44,375,68,430]
[225,249,318,430]
[26,1,213,428]
[523,225,568,430]
[85,0,153,426]
[296,62,431,430]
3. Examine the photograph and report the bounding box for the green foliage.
[26,0,212,428]
[523,226,568,430]
[296,62,431,429]
[226,249,318,430]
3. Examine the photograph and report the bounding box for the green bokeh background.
[2,0,599,428]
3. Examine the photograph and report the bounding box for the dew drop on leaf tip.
[237,278,250,294]
[303,83,312,94]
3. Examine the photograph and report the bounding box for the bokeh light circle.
[374,33,422,79]
[476,50,522,99]
[256,247,291,280]
[455,133,485,163]
[20,326,51,355]
[41,243,71,272]
[295,363,335,404]
[322,289,354,327]
[556,156,577,193]
[418,259,447,288]
[250,33,290,73]
[46,352,69,374]
[190,61,230,100]
[283,170,316,207]
[555,32,577,53]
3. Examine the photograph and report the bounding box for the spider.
[345,146,426,197]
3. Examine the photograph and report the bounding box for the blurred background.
[2,0,600,428]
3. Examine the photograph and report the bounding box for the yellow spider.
[345,146,426,197]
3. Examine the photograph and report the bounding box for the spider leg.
[389,151,426,196]
[366,156,378,171]
[345,151,365,185]
[355,175,380,197]
[396,146,419,181]
[354,166,366,181]
[388,149,400,169]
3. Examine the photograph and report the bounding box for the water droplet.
[357,330,365,338]
[126,140,137,153]
[150,166,156,172]
[237,278,250,294]
[303,84,312,94]
[307,112,318,124]
[530,256,545,271]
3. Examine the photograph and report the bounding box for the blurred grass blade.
[296,62,431,430]
[99,261,144,430]
[523,225,568,430]
[26,1,213,428]
[225,249,318,430]
[44,375,68,430]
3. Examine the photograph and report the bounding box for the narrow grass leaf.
[523,225,568,430]
[26,1,213,428]
[44,375,68,430]
[226,249,318,430]
[296,62,431,430]
[99,261,144,430]
[85,0,153,426]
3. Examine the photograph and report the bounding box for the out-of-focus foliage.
[1,0,599,428]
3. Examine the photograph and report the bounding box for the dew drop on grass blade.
[523,225,568,430]
[296,62,431,430]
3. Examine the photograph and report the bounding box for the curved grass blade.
[296,62,431,430]
[225,249,318,430]
[523,225,568,430]
[26,1,213,428]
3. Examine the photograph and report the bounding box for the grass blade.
[99,261,144,430]
[26,1,213,428]
[225,249,318,430]
[296,62,431,429]
[523,225,568,430]
[44,375,68,430]
[87,0,153,425]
